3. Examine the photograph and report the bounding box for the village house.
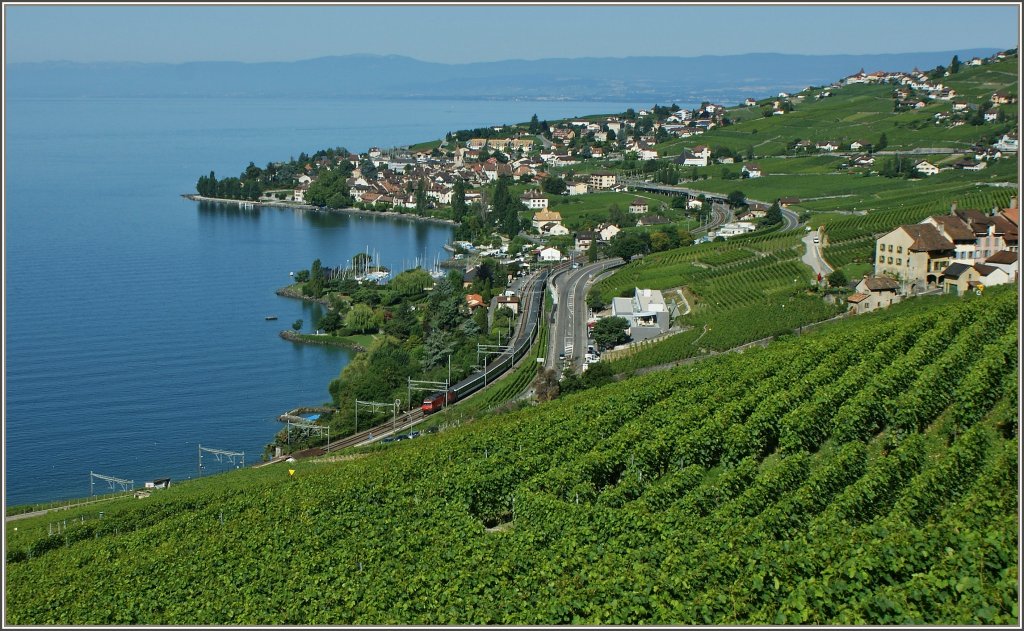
[520,189,548,210]
[567,180,590,196]
[531,209,563,231]
[495,294,520,315]
[545,223,571,236]
[597,223,621,241]
[924,213,981,262]
[629,198,650,214]
[574,231,598,251]
[816,140,840,152]
[538,246,562,262]
[741,163,762,178]
[846,276,902,315]
[995,132,1018,152]
[939,263,986,296]
[991,92,1017,105]
[914,160,940,176]
[873,223,954,290]
[465,293,486,311]
[674,145,710,167]
[983,250,1019,280]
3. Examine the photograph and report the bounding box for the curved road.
[547,257,625,371]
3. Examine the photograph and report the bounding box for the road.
[547,257,625,372]
[801,229,833,279]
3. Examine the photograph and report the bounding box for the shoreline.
[182,193,458,227]
[279,329,369,351]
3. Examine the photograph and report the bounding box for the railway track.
[289,266,557,461]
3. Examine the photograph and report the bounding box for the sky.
[3,3,1020,65]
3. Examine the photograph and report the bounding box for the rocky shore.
[274,285,331,306]
[278,330,368,352]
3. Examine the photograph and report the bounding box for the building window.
[896,258,901,265]
[888,256,893,264]
[888,244,894,252]
[897,246,902,254]
[879,244,886,252]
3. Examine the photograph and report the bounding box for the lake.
[4,95,645,506]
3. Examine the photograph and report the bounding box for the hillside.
[583,56,1017,372]
[5,49,999,101]
[5,285,1018,625]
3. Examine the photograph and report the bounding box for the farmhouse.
[846,276,902,315]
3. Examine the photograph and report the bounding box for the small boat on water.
[265,315,278,321]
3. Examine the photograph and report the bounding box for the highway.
[547,257,625,371]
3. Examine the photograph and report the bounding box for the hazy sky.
[4,3,1020,64]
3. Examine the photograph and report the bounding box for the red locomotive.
[421,390,457,413]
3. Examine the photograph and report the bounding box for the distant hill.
[5,49,1001,103]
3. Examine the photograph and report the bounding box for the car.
[813,237,820,244]
[559,352,566,361]
[572,263,580,269]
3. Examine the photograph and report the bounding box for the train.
[419,267,552,414]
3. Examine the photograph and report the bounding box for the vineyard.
[5,286,1017,625]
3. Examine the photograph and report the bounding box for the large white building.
[710,222,757,239]
[610,287,674,341]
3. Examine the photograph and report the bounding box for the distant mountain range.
[6,50,1002,103]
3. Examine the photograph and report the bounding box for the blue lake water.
[4,95,645,506]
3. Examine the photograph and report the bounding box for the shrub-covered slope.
[4,287,1018,625]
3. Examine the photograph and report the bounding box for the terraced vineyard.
[6,287,1017,625]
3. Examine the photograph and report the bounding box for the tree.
[542,176,567,195]
[451,179,468,222]
[727,190,747,207]
[305,258,325,298]
[528,113,540,134]
[586,292,605,312]
[592,316,629,350]
[292,319,303,332]
[828,269,848,288]
[588,237,599,262]
[607,231,651,260]
[533,368,561,402]
[389,268,433,297]
[383,300,419,339]
[877,132,888,151]
[765,200,783,226]
[415,178,429,215]
[344,303,377,333]
[950,55,960,74]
